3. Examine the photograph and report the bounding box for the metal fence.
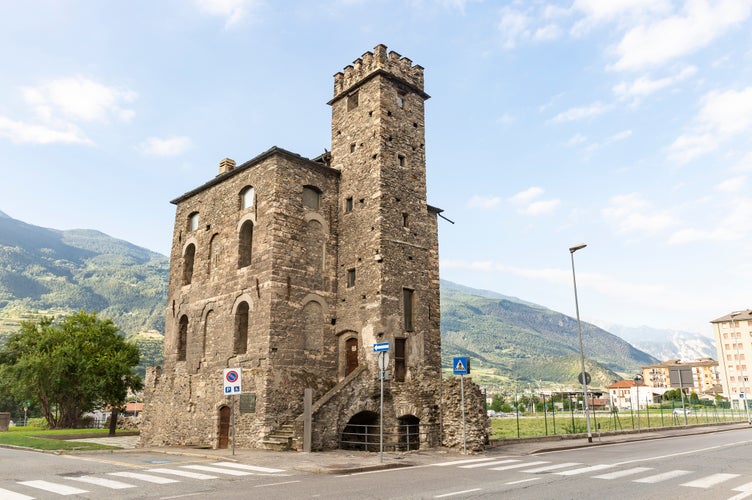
[339,423,438,451]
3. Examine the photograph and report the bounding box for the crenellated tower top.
[331,44,427,102]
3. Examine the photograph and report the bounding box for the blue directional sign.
[373,342,390,352]
[453,357,470,375]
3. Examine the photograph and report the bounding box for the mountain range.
[0,210,714,387]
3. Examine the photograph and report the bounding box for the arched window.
[202,309,214,362]
[182,244,196,285]
[234,302,249,355]
[240,186,255,210]
[178,315,188,361]
[303,300,323,350]
[188,212,200,232]
[238,221,253,268]
[208,233,219,275]
[303,186,321,210]
[304,219,325,286]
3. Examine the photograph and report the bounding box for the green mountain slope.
[440,280,658,388]
[0,211,169,341]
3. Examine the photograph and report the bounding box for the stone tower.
[139,45,488,452]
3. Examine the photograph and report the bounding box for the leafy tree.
[0,311,142,428]
[490,393,505,412]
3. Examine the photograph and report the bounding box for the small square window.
[345,197,353,213]
[347,268,356,288]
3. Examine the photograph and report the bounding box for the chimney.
[218,157,236,175]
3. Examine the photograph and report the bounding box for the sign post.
[453,357,470,454]
[374,342,390,463]
[223,368,242,456]
[633,374,644,432]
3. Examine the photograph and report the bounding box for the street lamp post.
[570,243,593,443]
[730,312,751,424]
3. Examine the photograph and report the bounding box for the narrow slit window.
[398,154,405,167]
[403,288,414,331]
[402,213,409,228]
[347,268,356,288]
[394,338,406,382]
[345,197,354,213]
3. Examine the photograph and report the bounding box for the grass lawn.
[0,427,122,451]
[491,408,748,440]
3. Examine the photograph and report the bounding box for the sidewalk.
[70,422,751,474]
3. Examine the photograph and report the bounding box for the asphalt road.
[2,428,752,499]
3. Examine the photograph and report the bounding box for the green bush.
[25,417,49,429]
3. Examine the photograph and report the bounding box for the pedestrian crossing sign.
[453,356,470,375]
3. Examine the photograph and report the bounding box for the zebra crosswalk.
[1,461,288,498]
[433,457,752,496]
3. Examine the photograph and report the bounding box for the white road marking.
[181,464,251,476]
[490,461,549,471]
[68,475,135,489]
[0,488,34,500]
[147,468,217,480]
[555,464,614,476]
[733,481,752,492]
[109,471,181,484]
[433,457,499,467]
[682,473,740,488]
[434,488,482,498]
[460,459,519,468]
[593,467,653,479]
[212,462,285,473]
[523,462,581,473]
[506,478,540,485]
[18,480,89,495]
[633,470,692,483]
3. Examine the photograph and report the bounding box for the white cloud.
[605,130,632,144]
[22,76,136,123]
[613,66,697,99]
[570,0,672,35]
[497,6,532,50]
[667,133,718,164]
[509,186,543,204]
[0,116,91,145]
[195,0,259,27]
[668,87,752,164]
[565,133,588,147]
[509,187,559,216]
[467,195,501,209]
[669,196,752,244]
[523,199,561,216]
[550,102,609,123]
[610,0,752,72]
[601,193,675,235]
[139,136,193,157]
[716,176,747,193]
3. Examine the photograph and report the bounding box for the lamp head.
[569,243,587,254]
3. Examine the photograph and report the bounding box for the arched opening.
[398,415,421,451]
[218,406,231,449]
[240,186,255,210]
[340,411,379,451]
[238,220,253,268]
[177,315,188,362]
[234,302,249,355]
[182,243,196,285]
[303,300,323,350]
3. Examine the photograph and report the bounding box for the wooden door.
[346,338,359,375]
[218,405,230,449]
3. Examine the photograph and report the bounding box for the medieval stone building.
[140,45,488,451]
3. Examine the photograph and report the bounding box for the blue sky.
[1,1,751,337]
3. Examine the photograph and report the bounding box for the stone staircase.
[261,424,295,451]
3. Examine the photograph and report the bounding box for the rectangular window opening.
[345,197,354,212]
[395,338,406,382]
[403,288,414,331]
[347,268,356,288]
[402,212,409,228]
[398,154,405,167]
[347,91,359,111]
